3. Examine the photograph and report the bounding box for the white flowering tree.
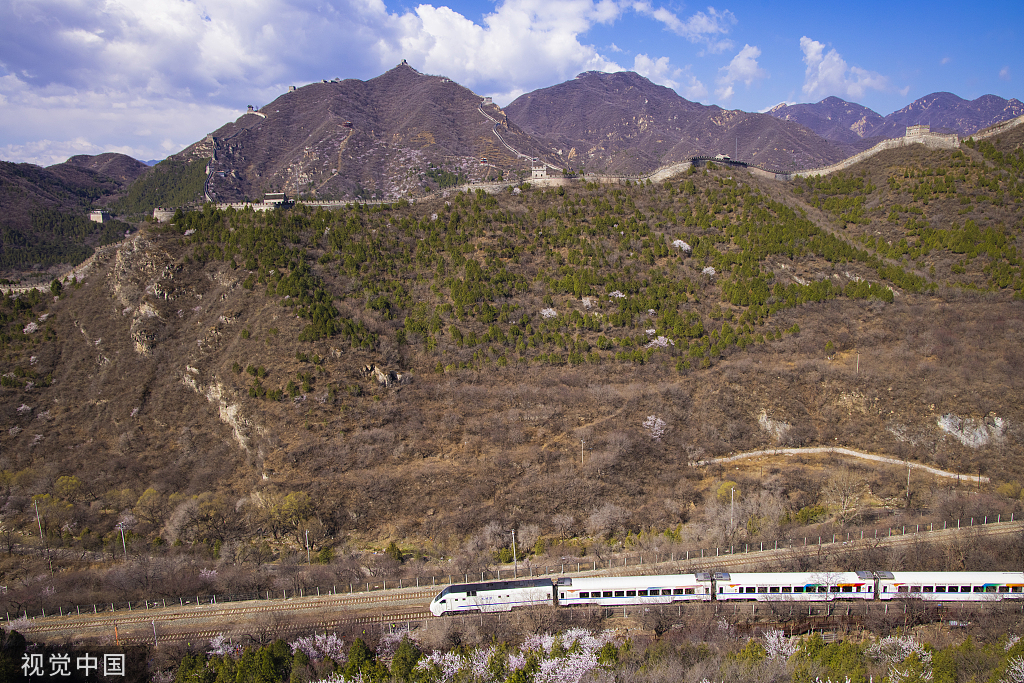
[762,629,797,661]
[1004,656,1024,683]
[407,628,616,683]
[866,635,932,683]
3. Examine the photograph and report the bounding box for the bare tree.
[821,467,863,527]
[551,513,576,540]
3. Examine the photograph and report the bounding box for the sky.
[0,0,1020,167]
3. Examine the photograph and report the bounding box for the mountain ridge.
[505,70,850,173]
[770,91,1024,153]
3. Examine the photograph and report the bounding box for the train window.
[782,587,792,593]
[626,591,636,597]
[841,586,852,593]
[964,586,973,592]
[793,587,803,593]
[770,587,780,593]
[818,587,828,593]
[662,589,673,596]
[986,586,998,593]
[468,591,477,597]
[923,586,933,593]
[936,586,946,592]
[757,587,767,593]
[603,591,613,598]
[614,591,624,597]
[719,587,724,594]
[580,592,590,598]
[638,590,648,597]
[999,586,1010,593]
[947,586,957,592]
[974,586,984,593]
[911,586,921,593]
[685,588,695,595]
[439,599,446,604]
[745,587,756,594]
[1013,587,1023,593]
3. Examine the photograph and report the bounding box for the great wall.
[6,112,1023,295]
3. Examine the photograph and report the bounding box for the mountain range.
[1,65,1022,278]
[769,92,1024,152]
[180,66,1022,201]
[504,70,850,173]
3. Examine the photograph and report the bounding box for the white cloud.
[1000,66,1011,81]
[633,54,708,100]
[631,4,736,52]
[0,0,632,163]
[940,57,951,65]
[799,36,887,100]
[715,44,767,102]
[0,71,238,165]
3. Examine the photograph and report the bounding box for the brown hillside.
[176,64,563,202]
[505,71,849,173]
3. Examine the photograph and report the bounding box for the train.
[428,571,1024,616]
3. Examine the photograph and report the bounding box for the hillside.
[0,154,144,279]
[0,116,1022,603]
[175,63,563,203]
[505,70,849,173]
[771,92,1024,155]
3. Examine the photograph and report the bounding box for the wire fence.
[9,512,1021,623]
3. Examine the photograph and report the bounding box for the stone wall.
[971,114,1024,142]
[792,131,960,179]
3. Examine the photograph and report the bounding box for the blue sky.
[0,0,1019,166]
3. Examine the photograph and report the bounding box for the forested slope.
[0,126,1021,621]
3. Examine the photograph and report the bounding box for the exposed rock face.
[109,236,176,356]
[937,413,1007,448]
[181,369,256,452]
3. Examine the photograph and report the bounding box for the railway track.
[19,522,1024,645]
[116,611,434,645]
[22,589,436,644]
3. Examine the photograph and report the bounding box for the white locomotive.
[429,571,1024,616]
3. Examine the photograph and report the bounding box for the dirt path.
[694,445,988,483]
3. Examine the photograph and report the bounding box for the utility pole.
[34,499,44,546]
[511,529,518,578]
[305,529,310,563]
[906,461,911,507]
[118,524,128,562]
[730,487,735,531]
[35,500,53,576]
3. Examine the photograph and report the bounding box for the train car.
[877,571,1024,601]
[557,573,713,607]
[715,571,875,601]
[429,578,554,616]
